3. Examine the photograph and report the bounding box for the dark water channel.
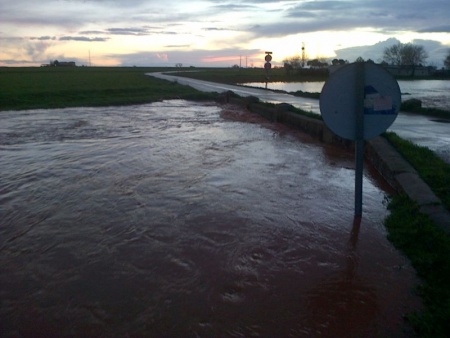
[1,100,420,337]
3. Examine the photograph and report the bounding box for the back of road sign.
[319,62,401,140]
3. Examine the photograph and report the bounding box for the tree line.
[283,42,450,71]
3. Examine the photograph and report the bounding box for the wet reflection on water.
[1,101,420,337]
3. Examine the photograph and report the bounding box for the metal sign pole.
[320,62,401,218]
[354,63,365,217]
[264,52,272,89]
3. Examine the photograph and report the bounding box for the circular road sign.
[265,54,272,62]
[264,62,271,70]
[320,62,401,140]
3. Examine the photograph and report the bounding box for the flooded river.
[1,101,420,337]
[243,80,450,111]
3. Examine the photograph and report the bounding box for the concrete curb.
[221,94,450,233]
[366,137,450,233]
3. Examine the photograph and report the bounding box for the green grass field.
[0,67,215,111]
[169,66,328,84]
[0,66,327,111]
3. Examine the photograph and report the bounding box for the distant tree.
[283,55,303,75]
[383,42,428,66]
[283,55,302,70]
[383,43,402,65]
[444,50,450,69]
[354,57,374,64]
[331,59,347,65]
[402,43,428,66]
[175,63,183,68]
[283,62,293,75]
[307,58,328,68]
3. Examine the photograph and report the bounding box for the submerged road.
[1,101,420,336]
[149,72,450,164]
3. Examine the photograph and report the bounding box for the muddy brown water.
[1,100,420,337]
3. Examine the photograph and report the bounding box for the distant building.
[47,60,76,67]
[57,61,76,67]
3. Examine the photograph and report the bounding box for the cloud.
[276,0,450,36]
[203,27,235,32]
[59,36,109,42]
[164,45,191,48]
[334,38,401,63]
[0,35,86,65]
[1,0,450,67]
[334,38,448,67]
[79,30,106,35]
[0,58,39,65]
[106,27,151,36]
[3,0,450,38]
[419,25,450,33]
[25,40,53,61]
[110,48,261,67]
[30,36,56,41]
[107,51,169,66]
[207,3,257,11]
[99,26,182,36]
[291,1,354,11]
[156,53,169,62]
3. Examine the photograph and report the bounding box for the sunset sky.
[1,0,449,67]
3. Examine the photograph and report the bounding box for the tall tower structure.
[301,42,306,67]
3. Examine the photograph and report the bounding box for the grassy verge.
[0,67,215,111]
[384,132,450,210]
[383,132,450,337]
[385,195,450,337]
